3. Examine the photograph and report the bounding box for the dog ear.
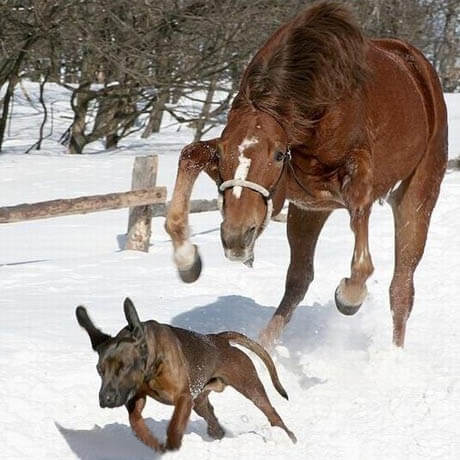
[76,306,111,351]
[123,298,144,340]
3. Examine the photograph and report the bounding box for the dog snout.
[99,388,118,408]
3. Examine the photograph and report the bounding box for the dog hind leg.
[223,348,297,443]
[193,390,225,439]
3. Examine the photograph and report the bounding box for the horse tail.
[217,331,288,400]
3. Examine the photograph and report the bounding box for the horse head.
[217,107,289,265]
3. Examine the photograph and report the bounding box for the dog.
[76,298,297,452]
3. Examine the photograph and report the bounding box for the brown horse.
[165,2,447,348]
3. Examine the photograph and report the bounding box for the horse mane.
[232,1,369,144]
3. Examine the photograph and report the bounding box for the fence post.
[125,155,158,252]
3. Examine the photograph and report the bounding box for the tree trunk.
[105,132,120,149]
[439,2,459,92]
[142,90,169,138]
[171,87,182,104]
[68,54,95,154]
[0,76,18,152]
[0,36,37,152]
[36,71,50,150]
[193,78,217,142]
[68,82,92,154]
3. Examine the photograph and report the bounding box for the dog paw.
[161,440,181,452]
[208,425,225,440]
[287,429,297,444]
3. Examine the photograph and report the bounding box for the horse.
[165,1,447,349]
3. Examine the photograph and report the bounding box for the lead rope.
[286,156,317,199]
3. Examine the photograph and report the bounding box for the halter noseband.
[217,147,291,231]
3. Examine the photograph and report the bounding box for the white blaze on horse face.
[233,137,258,199]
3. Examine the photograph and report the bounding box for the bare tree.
[1,0,458,154]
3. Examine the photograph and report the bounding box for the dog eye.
[275,151,285,162]
[111,363,123,377]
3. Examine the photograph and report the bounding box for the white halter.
[216,146,292,231]
[218,179,274,230]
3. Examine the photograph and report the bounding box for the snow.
[1,83,460,459]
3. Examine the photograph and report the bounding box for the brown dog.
[76,298,296,452]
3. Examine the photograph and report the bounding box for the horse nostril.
[244,226,257,246]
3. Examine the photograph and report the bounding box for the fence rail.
[0,187,166,224]
[0,154,223,253]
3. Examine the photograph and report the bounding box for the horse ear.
[76,306,111,351]
[123,298,144,340]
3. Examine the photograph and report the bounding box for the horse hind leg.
[389,147,445,347]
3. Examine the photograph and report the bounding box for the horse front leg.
[165,140,219,283]
[259,205,331,348]
[335,207,374,315]
[334,149,374,315]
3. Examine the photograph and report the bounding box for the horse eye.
[275,151,285,162]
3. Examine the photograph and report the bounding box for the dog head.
[76,298,149,409]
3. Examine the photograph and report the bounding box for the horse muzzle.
[221,222,256,266]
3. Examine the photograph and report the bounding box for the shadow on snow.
[172,295,372,389]
[56,417,212,460]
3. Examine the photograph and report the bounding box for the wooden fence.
[0,155,219,252]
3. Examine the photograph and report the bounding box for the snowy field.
[1,84,460,460]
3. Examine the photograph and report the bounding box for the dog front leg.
[163,393,193,451]
[127,396,163,452]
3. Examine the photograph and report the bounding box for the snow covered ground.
[1,84,460,459]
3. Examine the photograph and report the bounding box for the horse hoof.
[335,290,362,315]
[178,246,202,283]
[334,279,366,316]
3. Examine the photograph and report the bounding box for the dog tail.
[217,331,288,400]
